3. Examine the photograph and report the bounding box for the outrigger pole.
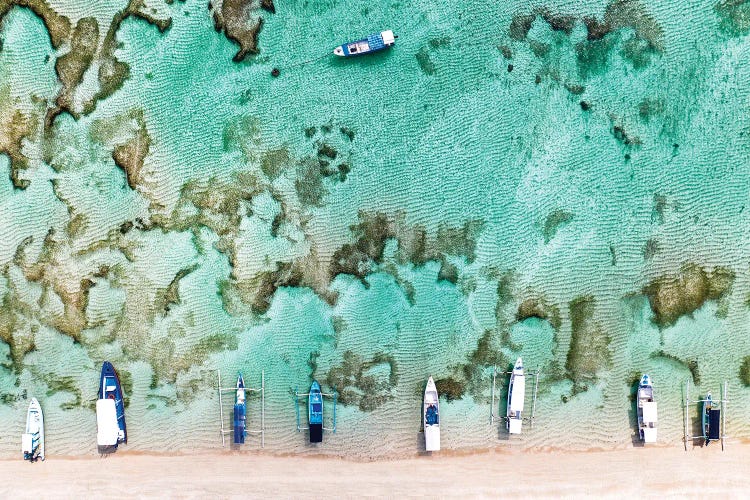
[490,365,540,427]
[683,378,729,451]
[216,369,265,448]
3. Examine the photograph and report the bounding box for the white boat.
[507,357,525,434]
[637,374,657,444]
[423,376,440,451]
[22,398,44,462]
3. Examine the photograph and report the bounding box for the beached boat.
[507,358,525,434]
[636,374,657,443]
[233,373,247,445]
[333,30,397,57]
[97,361,127,453]
[309,380,324,443]
[424,376,440,451]
[703,392,720,445]
[22,398,44,462]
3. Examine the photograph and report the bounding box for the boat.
[96,361,127,453]
[703,392,720,445]
[507,358,525,434]
[233,373,246,445]
[22,398,44,462]
[308,380,324,443]
[636,374,657,443]
[424,376,440,451]
[333,30,397,57]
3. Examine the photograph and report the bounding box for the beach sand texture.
[3,445,750,498]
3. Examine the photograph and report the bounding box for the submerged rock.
[642,264,734,327]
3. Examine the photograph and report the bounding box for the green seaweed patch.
[210,0,269,62]
[0,101,36,189]
[54,17,99,118]
[437,256,459,284]
[535,7,576,34]
[415,47,435,75]
[516,297,562,330]
[542,209,574,243]
[651,350,700,384]
[119,369,133,409]
[739,355,750,386]
[434,377,465,401]
[325,351,397,411]
[44,375,82,410]
[565,296,611,384]
[509,13,535,40]
[642,264,734,328]
[642,238,660,260]
[154,264,198,315]
[0,286,37,372]
[715,0,750,36]
[260,147,291,180]
[638,97,665,122]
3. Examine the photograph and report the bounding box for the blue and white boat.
[333,30,397,57]
[308,380,324,443]
[233,373,247,445]
[423,376,440,451]
[636,374,657,443]
[506,358,525,435]
[97,361,127,453]
[703,392,720,446]
[22,398,44,462]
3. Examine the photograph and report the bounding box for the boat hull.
[309,381,323,443]
[506,358,525,435]
[636,374,657,443]
[333,30,396,57]
[233,374,246,445]
[424,377,440,451]
[97,361,127,452]
[22,398,44,461]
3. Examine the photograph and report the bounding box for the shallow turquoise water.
[1,0,750,457]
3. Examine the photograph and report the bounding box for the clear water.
[1,0,750,457]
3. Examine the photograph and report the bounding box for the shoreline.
[3,444,750,497]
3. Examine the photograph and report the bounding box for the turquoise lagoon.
[1,0,750,457]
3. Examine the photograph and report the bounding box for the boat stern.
[508,418,523,435]
[425,425,440,451]
[381,30,396,46]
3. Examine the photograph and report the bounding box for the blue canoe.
[309,380,323,443]
[233,373,247,445]
[97,361,127,450]
[333,30,397,57]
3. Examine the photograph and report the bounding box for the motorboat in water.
[22,398,44,462]
[97,361,127,453]
[424,376,440,451]
[507,358,525,435]
[233,373,247,445]
[308,380,324,443]
[333,30,397,57]
[636,374,657,444]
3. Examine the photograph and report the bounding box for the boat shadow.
[328,49,395,70]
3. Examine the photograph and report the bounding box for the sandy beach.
[2,444,749,498]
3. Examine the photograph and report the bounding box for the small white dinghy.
[22,398,44,462]
[424,376,440,451]
[507,358,525,434]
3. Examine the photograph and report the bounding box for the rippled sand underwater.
[0,0,749,457]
